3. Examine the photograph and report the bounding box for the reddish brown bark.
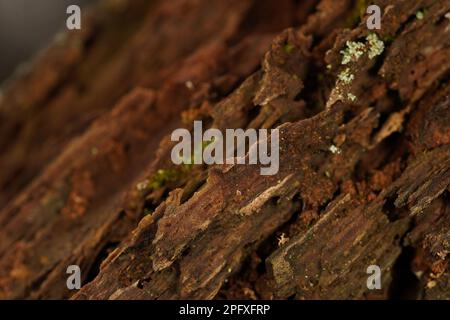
[0,0,448,300]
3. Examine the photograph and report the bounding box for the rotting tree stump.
[0,0,449,300]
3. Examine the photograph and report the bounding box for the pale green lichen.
[340,40,366,65]
[329,145,341,154]
[340,33,384,65]
[416,10,425,20]
[366,33,385,59]
[347,93,357,102]
[338,68,354,84]
[136,180,149,192]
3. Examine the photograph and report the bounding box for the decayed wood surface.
[0,0,449,300]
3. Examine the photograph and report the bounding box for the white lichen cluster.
[185,80,195,90]
[340,40,366,65]
[327,34,385,108]
[338,68,354,84]
[329,145,341,154]
[277,233,289,246]
[136,180,149,191]
[416,10,424,20]
[340,33,385,65]
[366,33,385,59]
[347,93,357,102]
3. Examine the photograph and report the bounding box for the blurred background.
[0,0,96,82]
